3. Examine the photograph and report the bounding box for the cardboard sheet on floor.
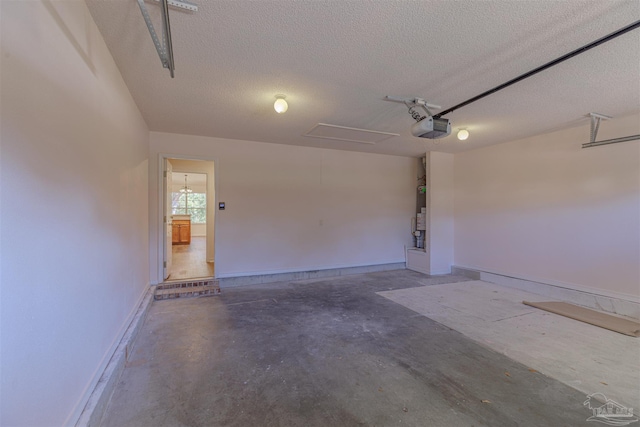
[523,301,640,337]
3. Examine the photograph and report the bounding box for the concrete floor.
[379,280,640,409]
[102,270,596,426]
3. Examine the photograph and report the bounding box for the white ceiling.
[86,0,640,157]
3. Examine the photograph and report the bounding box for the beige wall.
[191,223,207,236]
[454,113,640,300]
[0,1,149,425]
[149,132,416,283]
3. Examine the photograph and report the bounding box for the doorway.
[163,158,216,281]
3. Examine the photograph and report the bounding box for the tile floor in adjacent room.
[169,236,214,281]
[100,270,637,426]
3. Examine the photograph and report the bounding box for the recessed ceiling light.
[457,129,469,141]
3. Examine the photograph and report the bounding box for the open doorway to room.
[163,158,216,281]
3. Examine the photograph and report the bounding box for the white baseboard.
[74,286,154,426]
[218,263,406,287]
[452,266,640,320]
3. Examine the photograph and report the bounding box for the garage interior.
[1,1,639,426]
[100,271,639,426]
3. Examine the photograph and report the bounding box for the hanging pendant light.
[179,174,192,193]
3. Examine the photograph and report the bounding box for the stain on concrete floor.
[101,270,591,427]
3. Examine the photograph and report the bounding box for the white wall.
[428,152,455,274]
[191,223,207,236]
[454,113,640,300]
[149,132,416,284]
[0,2,149,426]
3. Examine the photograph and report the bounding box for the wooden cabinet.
[172,219,191,245]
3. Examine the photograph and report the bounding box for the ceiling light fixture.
[179,174,192,193]
[274,95,288,114]
[457,129,469,141]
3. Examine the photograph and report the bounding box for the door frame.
[164,158,173,280]
[157,153,219,282]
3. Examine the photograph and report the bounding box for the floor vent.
[154,279,221,300]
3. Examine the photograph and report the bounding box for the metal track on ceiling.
[136,0,198,78]
[582,113,640,149]
[435,20,640,119]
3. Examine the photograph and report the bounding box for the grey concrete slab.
[101,270,595,427]
[378,280,640,409]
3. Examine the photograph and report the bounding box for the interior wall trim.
[74,286,154,427]
[452,266,640,320]
[218,263,406,288]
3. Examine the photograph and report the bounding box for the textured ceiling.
[86,0,640,157]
